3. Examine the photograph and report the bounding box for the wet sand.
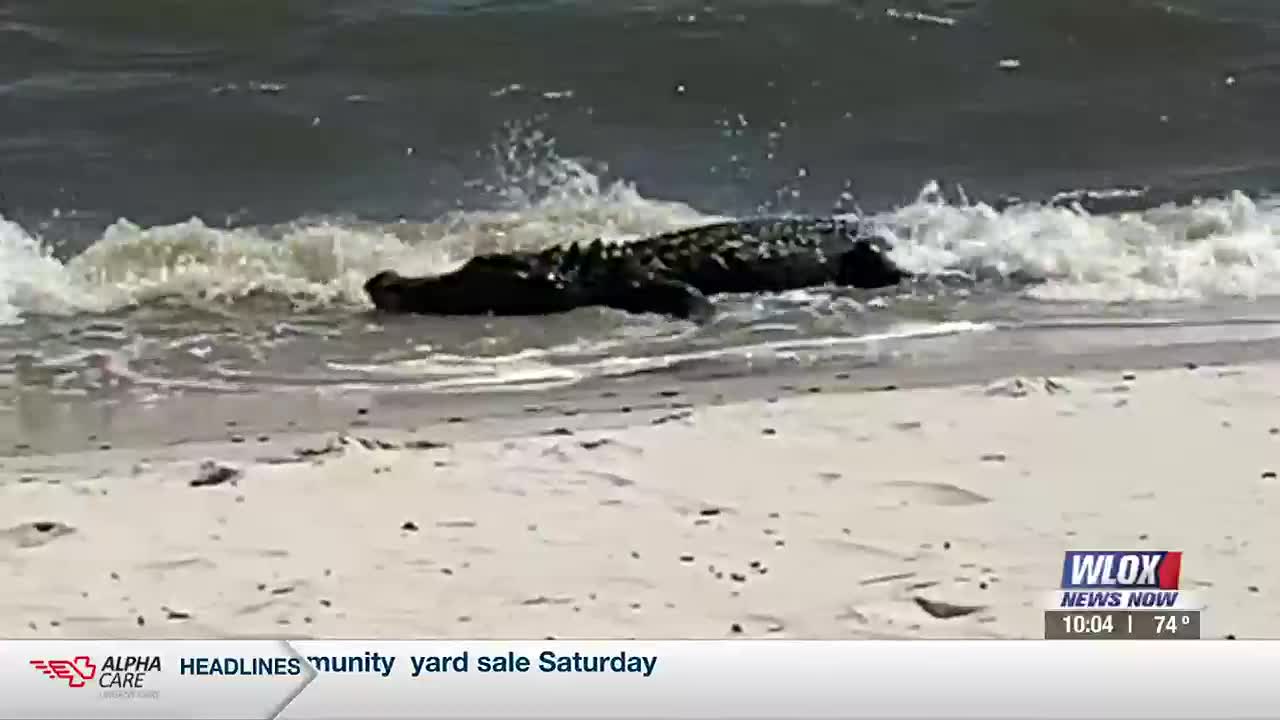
[2,352,1278,639]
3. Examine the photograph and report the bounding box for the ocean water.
[3,0,1280,403]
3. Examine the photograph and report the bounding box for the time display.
[1061,612,1114,635]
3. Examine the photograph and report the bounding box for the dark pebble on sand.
[914,596,984,619]
[774,539,785,547]
[698,507,722,517]
[943,541,952,550]
[657,389,681,398]
[766,397,779,404]
[446,416,466,424]
[679,554,695,563]
[405,439,449,450]
[542,427,574,437]
[835,372,851,380]
[440,568,453,575]
[356,407,369,416]
[979,581,989,590]
[630,550,640,559]
[730,623,744,634]
[191,461,242,487]
[761,427,777,435]
[319,599,332,608]
[980,453,1006,462]
[1262,471,1277,480]
[730,573,747,583]
[401,521,419,532]
[1248,585,1260,593]
[578,439,611,450]
[1226,634,1237,639]
[1185,362,1199,370]
[98,443,112,451]
[230,434,245,444]
[258,435,271,443]
[136,616,145,627]
[1122,372,1137,381]
[807,386,822,394]
[620,406,633,414]
[164,607,192,620]
[110,572,120,581]
[32,521,57,533]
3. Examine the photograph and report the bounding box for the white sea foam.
[325,319,994,391]
[876,181,1280,302]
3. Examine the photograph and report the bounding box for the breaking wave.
[3,153,1280,327]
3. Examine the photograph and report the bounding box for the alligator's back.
[617,216,874,294]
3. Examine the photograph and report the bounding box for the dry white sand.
[2,362,1278,639]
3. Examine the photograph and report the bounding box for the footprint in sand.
[1,521,76,549]
[878,481,991,507]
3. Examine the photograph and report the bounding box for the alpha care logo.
[30,657,96,688]
[31,655,161,694]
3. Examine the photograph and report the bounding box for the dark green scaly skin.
[364,216,908,320]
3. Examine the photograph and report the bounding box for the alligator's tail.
[836,238,912,288]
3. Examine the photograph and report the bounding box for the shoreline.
[6,333,1280,457]
[3,353,1279,639]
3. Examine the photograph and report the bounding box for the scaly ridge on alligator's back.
[529,216,873,295]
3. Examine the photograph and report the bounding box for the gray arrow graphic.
[266,641,317,720]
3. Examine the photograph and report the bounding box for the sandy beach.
[3,358,1277,641]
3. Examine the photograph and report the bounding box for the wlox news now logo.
[1052,550,1198,610]
[30,655,161,695]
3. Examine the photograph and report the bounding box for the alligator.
[363,216,910,321]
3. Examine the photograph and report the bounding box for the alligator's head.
[364,257,581,316]
[364,270,409,312]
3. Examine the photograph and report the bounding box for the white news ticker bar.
[1,640,1276,719]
